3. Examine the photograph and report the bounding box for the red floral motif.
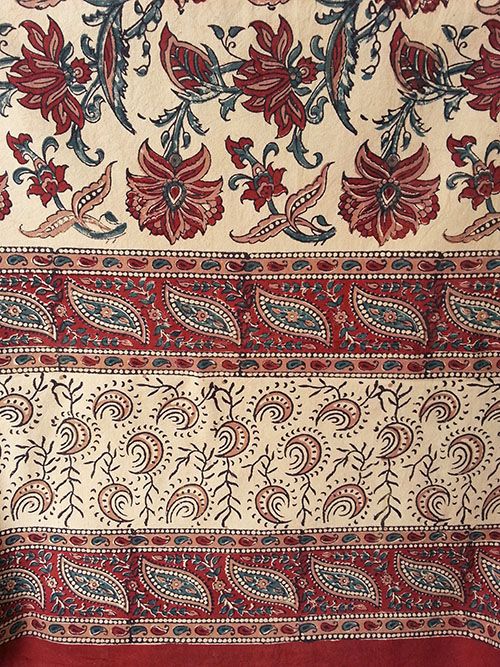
[462,19,500,121]
[339,144,440,246]
[27,161,71,207]
[390,25,441,93]
[126,142,223,243]
[459,164,500,209]
[234,16,318,138]
[446,135,477,167]
[6,132,33,164]
[0,173,12,221]
[447,135,500,210]
[226,137,255,169]
[8,19,91,135]
[241,164,287,211]
[382,0,449,16]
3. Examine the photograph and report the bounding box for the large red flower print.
[126,143,223,244]
[339,144,440,246]
[234,16,317,138]
[462,19,500,121]
[8,19,91,135]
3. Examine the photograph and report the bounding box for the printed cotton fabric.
[0,0,499,665]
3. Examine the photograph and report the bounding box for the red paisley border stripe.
[0,528,499,647]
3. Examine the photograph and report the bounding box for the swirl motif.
[142,560,212,611]
[416,485,450,522]
[419,390,461,423]
[166,484,208,522]
[0,291,56,339]
[215,421,250,457]
[352,286,428,344]
[0,394,34,427]
[98,484,133,523]
[156,397,199,429]
[311,558,380,605]
[255,485,290,524]
[11,480,53,520]
[482,399,500,424]
[323,484,366,521]
[93,390,133,421]
[255,287,331,344]
[285,434,322,475]
[127,432,164,473]
[482,485,500,520]
[448,433,486,475]
[68,282,147,342]
[165,285,241,343]
[378,422,414,459]
[57,417,91,455]
[316,399,361,430]
[60,556,129,611]
[396,555,464,601]
[227,559,299,609]
[254,391,293,423]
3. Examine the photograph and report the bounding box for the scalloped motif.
[60,556,129,611]
[396,555,464,601]
[227,559,299,609]
[352,286,427,344]
[0,568,44,606]
[255,287,331,344]
[310,558,380,605]
[478,553,500,597]
[0,291,56,339]
[141,560,212,611]
[68,283,147,342]
[165,286,241,343]
[445,287,500,339]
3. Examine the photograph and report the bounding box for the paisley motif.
[255,287,331,344]
[396,555,464,601]
[0,291,56,339]
[0,568,44,606]
[478,553,500,598]
[165,286,240,343]
[445,287,500,338]
[60,556,129,611]
[311,558,380,605]
[352,286,428,344]
[227,559,299,609]
[68,282,147,342]
[141,560,212,611]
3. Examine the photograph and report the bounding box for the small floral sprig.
[226,137,335,244]
[7,133,125,239]
[445,135,500,242]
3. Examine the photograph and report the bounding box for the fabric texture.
[0,0,498,665]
